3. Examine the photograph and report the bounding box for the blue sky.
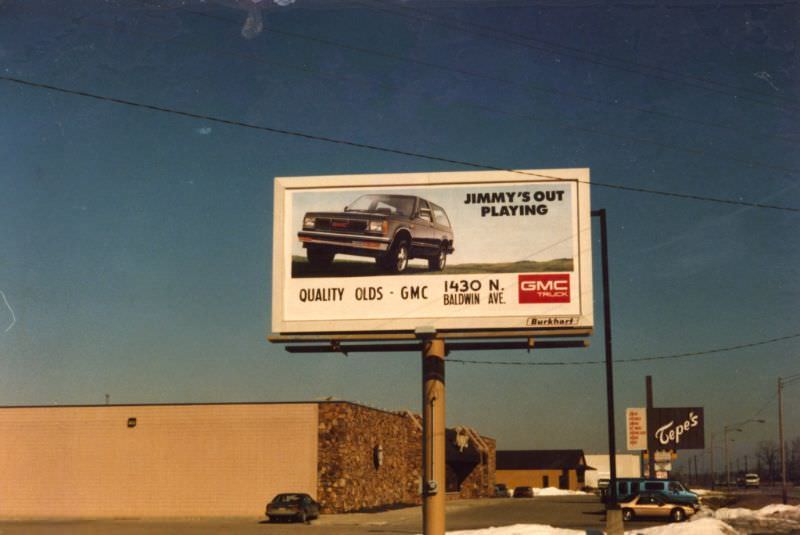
[0,0,798,467]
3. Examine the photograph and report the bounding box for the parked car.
[605,478,700,510]
[265,493,320,523]
[494,483,512,497]
[620,491,696,522]
[743,473,760,488]
[513,486,534,498]
[298,194,455,273]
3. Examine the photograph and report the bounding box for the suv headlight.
[369,220,387,234]
[303,216,315,229]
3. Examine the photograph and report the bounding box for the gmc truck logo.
[518,274,570,303]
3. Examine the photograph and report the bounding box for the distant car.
[298,194,455,273]
[494,483,512,497]
[620,491,696,523]
[744,473,760,488]
[266,493,320,523]
[513,486,534,498]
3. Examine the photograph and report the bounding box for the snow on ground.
[702,503,800,534]
[623,518,740,535]
[446,524,589,534]
[533,487,588,496]
[437,503,800,535]
[443,518,738,535]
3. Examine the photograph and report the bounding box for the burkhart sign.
[271,169,593,336]
[648,407,705,450]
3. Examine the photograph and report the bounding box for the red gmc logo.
[518,274,570,303]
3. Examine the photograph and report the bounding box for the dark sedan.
[266,493,320,523]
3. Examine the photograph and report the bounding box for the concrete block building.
[0,401,494,518]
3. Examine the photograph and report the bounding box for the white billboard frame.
[270,168,592,340]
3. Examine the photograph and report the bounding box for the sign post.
[422,338,446,535]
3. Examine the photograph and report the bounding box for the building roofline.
[0,400,402,415]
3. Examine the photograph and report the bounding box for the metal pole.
[710,433,715,490]
[778,377,787,504]
[592,209,623,534]
[422,339,446,535]
[646,376,655,479]
[724,426,730,488]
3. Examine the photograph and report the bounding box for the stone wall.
[317,402,422,513]
[455,436,496,499]
[317,402,496,513]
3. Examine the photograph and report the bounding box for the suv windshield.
[346,195,415,216]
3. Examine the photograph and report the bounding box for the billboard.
[648,407,705,450]
[626,408,647,450]
[271,169,593,336]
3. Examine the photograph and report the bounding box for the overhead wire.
[357,0,800,114]
[1,74,798,213]
[178,6,800,146]
[445,332,800,367]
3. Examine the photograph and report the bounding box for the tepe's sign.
[649,407,705,450]
[271,169,593,337]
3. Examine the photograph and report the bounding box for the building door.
[542,475,550,488]
[559,470,568,489]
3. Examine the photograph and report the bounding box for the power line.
[446,332,800,367]
[179,7,800,146]
[358,0,800,115]
[67,7,800,182]
[167,9,800,177]
[2,75,798,213]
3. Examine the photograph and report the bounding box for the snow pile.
[623,517,739,535]
[758,504,800,517]
[433,503,800,535]
[707,503,800,534]
[443,519,738,535]
[713,503,800,521]
[533,487,588,497]
[447,525,586,534]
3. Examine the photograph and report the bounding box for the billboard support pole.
[592,209,622,534]
[422,337,446,535]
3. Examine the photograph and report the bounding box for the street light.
[708,433,726,489]
[724,419,765,488]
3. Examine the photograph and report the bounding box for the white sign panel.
[271,169,593,336]
[626,408,648,451]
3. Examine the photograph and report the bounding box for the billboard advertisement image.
[271,169,592,336]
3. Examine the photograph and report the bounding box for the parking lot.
[0,496,665,534]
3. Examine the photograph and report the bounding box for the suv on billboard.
[298,194,455,273]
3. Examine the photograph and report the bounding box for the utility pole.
[710,433,716,489]
[724,426,733,488]
[778,377,787,505]
[776,372,799,504]
[646,376,655,479]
